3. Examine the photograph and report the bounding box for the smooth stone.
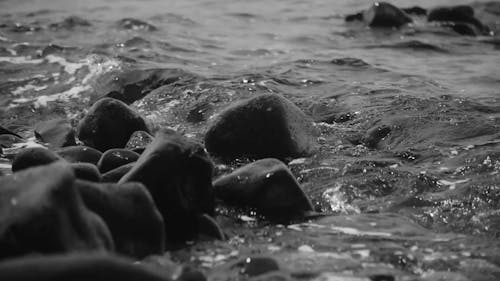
[363,2,412,28]
[119,130,215,247]
[77,98,149,152]
[101,162,135,183]
[97,148,140,173]
[177,266,207,281]
[34,118,76,149]
[195,214,225,241]
[71,162,101,182]
[0,253,171,281]
[205,94,317,161]
[402,6,427,16]
[125,130,154,151]
[242,256,280,277]
[76,180,164,258]
[213,158,313,220]
[0,162,113,260]
[56,145,103,165]
[11,147,60,172]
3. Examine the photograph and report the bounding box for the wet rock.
[0,253,171,281]
[119,130,215,247]
[362,125,392,149]
[369,274,395,281]
[118,18,158,31]
[402,6,427,16]
[77,98,149,151]
[97,148,140,173]
[49,15,91,30]
[205,94,317,161]
[0,162,113,260]
[177,266,207,281]
[126,130,154,152]
[71,162,101,182]
[0,125,22,138]
[11,147,60,172]
[34,118,76,149]
[76,180,164,258]
[248,272,292,281]
[242,256,280,277]
[363,2,412,28]
[57,145,103,165]
[186,101,213,123]
[213,158,313,220]
[428,5,489,35]
[101,162,135,183]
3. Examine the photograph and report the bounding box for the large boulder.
[119,130,215,247]
[34,118,76,149]
[213,158,313,221]
[0,162,113,260]
[0,253,171,281]
[363,2,412,27]
[11,147,60,172]
[77,98,149,151]
[76,180,164,258]
[97,148,140,173]
[57,145,103,165]
[205,94,317,161]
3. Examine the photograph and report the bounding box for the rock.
[0,135,23,149]
[195,214,225,240]
[362,125,392,149]
[126,130,154,153]
[57,145,103,165]
[205,94,317,161]
[0,162,113,260]
[101,162,136,182]
[0,253,171,281]
[402,6,427,16]
[71,162,101,182]
[177,266,207,281]
[248,272,292,281]
[11,147,60,172]
[76,180,164,258]
[241,256,280,277]
[0,125,22,138]
[77,98,149,152]
[363,2,412,28]
[213,158,313,220]
[119,130,215,246]
[97,149,140,173]
[34,118,76,149]
[117,18,158,31]
[49,16,91,30]
[428,5,489,35]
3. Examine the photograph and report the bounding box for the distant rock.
[76,180,164,258]
[117,18,158,31]
[205,94,317,161]
[101,162,136,183]
[49,15,91,30]
[213,158,313,221]
[97,149,140,173]
[57,145,103,165]
[0,253,171,281]
[11,147,60,172]
[119,130,215,247]
[428,5,490,36]
[0,162,113,260]
[71,162,101,182]
[345,2,412,28]
[77,98,149,152]
[34,118,76,149]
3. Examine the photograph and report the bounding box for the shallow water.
[1,0,500,280]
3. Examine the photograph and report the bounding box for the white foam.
[11,84,48,95]
[0,56,43,64]
[45,55,84,75]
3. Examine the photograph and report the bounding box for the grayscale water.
[1,0,500,280]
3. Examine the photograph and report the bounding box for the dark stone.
[11,147,60,172]
[77,98,149,151]
[213,158,313,220]
[177,266,207,281]
[345,12,364,22]
[451,22,478,36]
[362,125,392,149]
[117,18,158,31]
[76,180,164,258]
[97,149,140,173]
[195,214,225,240]
[428,5,489,34]
[57,145,103,165]
[248,272,293,281]
[186,101,212,123]
[402,6,427,16]
[126,130,154,151]
[205,94,317,161]
[101,162,135,183]
[363,2,412,28]
[0,125,22,139]
[242,256,280,277]
[119,130,215,247]
[71,162,101,182]
[0,253,171,281]
[370,274,395,281]
[34,118,76,149]
[0,162,113,260]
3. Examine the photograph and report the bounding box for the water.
[1,0,500,279]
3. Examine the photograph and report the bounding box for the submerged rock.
[0,253,171,281]
[117,18,158,31]
[363,2,412,28]
[0,162,113,260]
[213,158,313,220]
[11,147,60,172]
[97,148,140,173]
[71,162,101,182]
[101,162,136,183]
[34,118,76,149]
[362,125,392,149]
[205,94,317,161]
[77,98,149,152]
[119,130,215,247]
[57,145,103,165]
[76,180,165,258]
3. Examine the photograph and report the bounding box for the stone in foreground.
[57,145,103,165]
[97,148,140,173]
[0,162,113,260]
[213,158,313,220]
[77,98,149,151]
[11,147,60,172]
[120,130,215,247]
[76,180,164,258]
[205,94,317,161]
